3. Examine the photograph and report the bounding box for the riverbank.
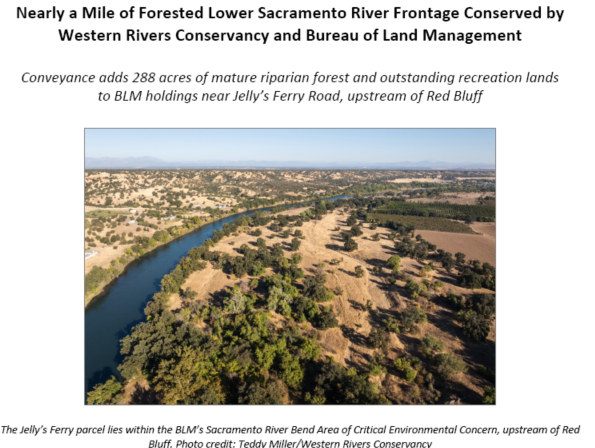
[85,215,215,307]
[84,199,340,307]
[84,200,336,395]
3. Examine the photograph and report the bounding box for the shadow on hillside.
[129,383,158,405]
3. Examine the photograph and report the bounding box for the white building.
[84,250,98,260]
[128,220,137,224]
[129,209,137,213]
[163,216,176,221]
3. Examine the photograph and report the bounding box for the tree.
[455,252,466,264]
[224,287,248,314]
[350,225,363,237]
[354,266,365,278]
[275,351,304,389]
[462,312,491,342]
[308,360,388,404]
[256,237,267,251]
[87,376,122,405]
[459,269,484,289]
[153,346,221,405]
[442,253,455,273]
[238,380,286,405]
[251,261,265,276]
[271,243,284,258]
[386,255,401,272]
[470,293,496,319]
[346,215,357,226]
[371,233,380,241]
[344,238,358,252]
[290,237,301,251]
[291,252,302,264]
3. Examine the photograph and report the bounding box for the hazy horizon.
[85,129,495,165]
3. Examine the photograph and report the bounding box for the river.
[84,195,352,400]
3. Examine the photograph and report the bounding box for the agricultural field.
[368,214,478,234]
[88,195,496,405]
[375,201,495,222]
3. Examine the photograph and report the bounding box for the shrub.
[434,352,467,379]
[367,327,389,352]
[400,305,428,334]
[368,358,387,377]
[421,334,445,357]
[316,306,339,329]
[384,317,400,334]
[482,386,496,404]
[354,266,365,278]
[394,358,411,371]
[405,368,417,383]
[446,293,465,309]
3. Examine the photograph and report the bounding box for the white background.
[1,1,593,447]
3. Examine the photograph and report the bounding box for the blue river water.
[84,196,352,399]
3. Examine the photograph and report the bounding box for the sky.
[85,129,495,164]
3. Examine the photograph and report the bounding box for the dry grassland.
[170,210,495,402]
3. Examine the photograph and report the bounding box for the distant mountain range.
[85,157,495,170]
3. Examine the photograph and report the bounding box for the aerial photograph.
[84,128,496,405]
